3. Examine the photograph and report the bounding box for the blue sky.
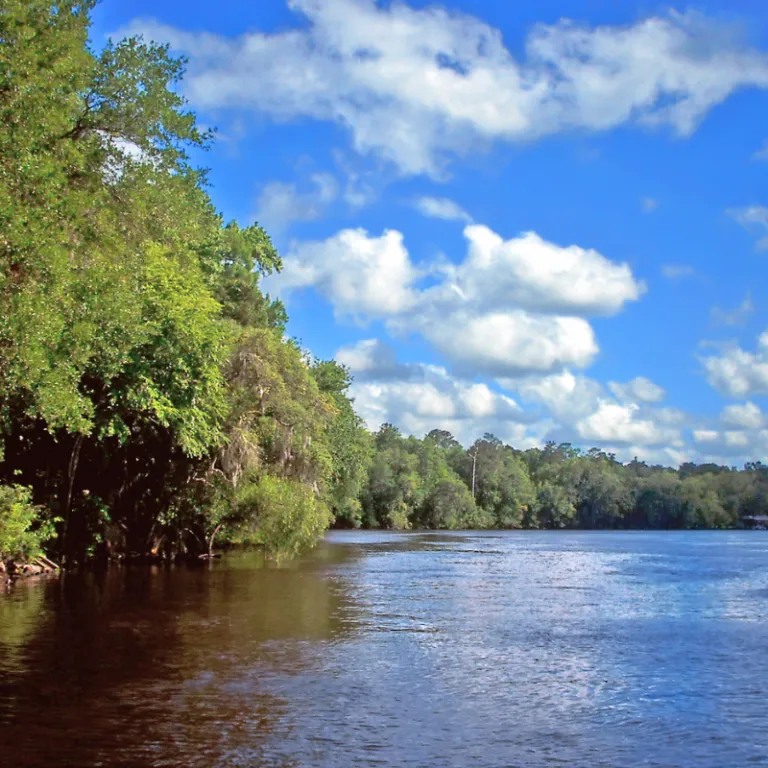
[93,0,768,466]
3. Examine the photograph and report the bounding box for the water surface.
[2,531,768,767]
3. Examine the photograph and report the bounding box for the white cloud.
[692,427,765,459]
[416,310,599,378]
[609,376,666,404]
[711,293,755,327]
[687,418,768,462]
[101,133,156,182]
[275,222,642,378]
[725,430,751,449]
[503,370,689,456]
[343,174,377,209]
[122,4,768,175]
[575,401,683,447]
[622,445,692,467]
[661,263,695,279]
[254,172,337,232]
[721,401,764,429]
[428,225,645,317]
[333,339,768,465]
[338,340,536,445]
[415,196,472,223]
[338,345,762,466]
[336,338,405,379]
[693,429,720,444]
[268,228,418,318]
[728,205,768,250]
[654,407,689,426]
[508,370,602,422]
[641,197,659,213]
[701,331,768,398]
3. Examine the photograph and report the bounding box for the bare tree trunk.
[208,524,222,559]
[61,433,84,564]
[471,450,477,499]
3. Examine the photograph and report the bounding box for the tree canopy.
[0,0,369,563]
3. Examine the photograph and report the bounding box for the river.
[2,531,768,767]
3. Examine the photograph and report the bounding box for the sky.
[91,0,768,467]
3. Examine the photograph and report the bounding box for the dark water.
[2,532,768,767]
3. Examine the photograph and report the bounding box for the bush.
[237,476,332,560]
[0,485,53,562]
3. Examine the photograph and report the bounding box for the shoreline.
[2,556,60,588]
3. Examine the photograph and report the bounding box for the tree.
[311,361,372,528]
[0,1,362,562]
[419,478,479,530]
[462,436,535,528]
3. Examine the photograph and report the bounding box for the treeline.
[0,0,370,564]
[352,426,768,531]
[1,3,766,568]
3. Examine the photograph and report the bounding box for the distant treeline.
[349,426,768,531]
[0,2,764,568]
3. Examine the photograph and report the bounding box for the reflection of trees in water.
[0,543,360,766]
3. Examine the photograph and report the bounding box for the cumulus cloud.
[427,225,645,316]
[510,370,603,422]
[653,407,689,426]
[272,222,642,377]
[501,370,687,453]
[337,339,538,445]
[337,344,764,465]
[268,228,418,318]
[693,429,720,444]
[254,173,337,233]
[692,427,763,458]
[721,401,764,429]
[687,415,768,463]
[575,401,683,447]
[728,205,768,250]
[609,376,666,404]
[415,196,472,222]
[336,338,406,379]
[402,223,641,378]
[414,310,599,378]
[121,3,768,175]
[701,331,768,398]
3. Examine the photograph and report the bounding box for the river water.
[2,531,768,767]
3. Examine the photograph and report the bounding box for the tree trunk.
[208,524,222,559]
[61,433,84,564]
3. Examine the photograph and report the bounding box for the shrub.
[0,485,53,562]
[237,476,332,560]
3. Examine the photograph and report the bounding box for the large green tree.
[0,0,363,563]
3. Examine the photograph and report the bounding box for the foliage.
[311,360,372,527]
[356,433,765,532]
[0,0,358,563]
[237,476,333,560]
[0,485,55,562]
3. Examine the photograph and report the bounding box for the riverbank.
[2,556,60,587]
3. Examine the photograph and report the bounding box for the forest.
[1,0,767,567]
[353,426,768,531]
